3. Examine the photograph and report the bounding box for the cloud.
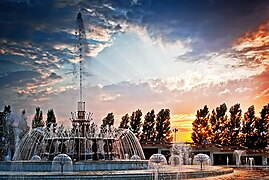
[232,21,269,69]
[0,71,40,88]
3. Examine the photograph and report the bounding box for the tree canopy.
[192,103,269,148]
[129,109,143,138]
[46,109,57,130]
[32,107,44,129]
[140,109,156,141]
[191,105,210,145]
[101,112,114,128]
[155,109,172,143]
[119,113,129,129]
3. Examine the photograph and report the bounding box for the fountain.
[148,154,167,180]
[248,157,255,169]
[52,154,73,173]
[31,155,41,161]
[193,153,211,171]
[170,142,192,165]
[131,155,141,161]
[234,150,246,166]
[169,155,182,166]
[13,124,145,161]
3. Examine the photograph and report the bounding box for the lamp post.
[172,128,178,142]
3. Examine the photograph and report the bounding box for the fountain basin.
[0,160,148,172]
[0,165,233,179]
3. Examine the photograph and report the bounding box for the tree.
[191,105,210,145]
[129,109,142,138]
[101,112,114,127]
[156,109,172,143]
[140,109,156,142]
[223,103,242,146]
[241,105,256,147]
[253,104,269,148]
[119,113,129,129]
[0,106,9,160]
[32,107,44,128]
[18,109,30,139]
[209,103,228,145]
[0,105,15,160]
[46,109,57,130]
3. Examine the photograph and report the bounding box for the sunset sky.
[1,0,269,142]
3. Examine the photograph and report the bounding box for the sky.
[1,0,269,142]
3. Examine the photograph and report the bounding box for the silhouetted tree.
[18,109,30,139]
[129,109,142,138]
[241,105,256,147]
[0,105,15,160]
[223,103,242,146]
[32,107,44,128]
[119,113,129,129]
[101,112,114,127]
[140,109,156,141]
[46,109,57,130]
[191,105,210,145]
[209,103,228,145]
[253,104,269,148]
[156,109,172,143]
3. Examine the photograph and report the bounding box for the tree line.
[191,103,269,149]
[101,109,173,143]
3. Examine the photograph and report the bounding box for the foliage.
[46,109,57,130]
[0,105,15,161]
[140,109,156,141]
[253,104,269,148]
[156,109,172,143]
[129,109,142,138]
[32,107,44,128]
[194,103,269,148]
[191,105,210,145]
[101,112,114,127]
[223,103,242,146]
[209,103,228,145]
[119,113,129,129]
[241,105,256,147]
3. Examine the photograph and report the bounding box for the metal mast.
[76,12,86,103]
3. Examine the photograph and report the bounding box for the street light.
[172,128,178,142]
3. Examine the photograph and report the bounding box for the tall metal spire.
[76,12,86,103]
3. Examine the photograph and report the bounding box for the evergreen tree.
[32,107,44,128]
[100,112,114,133]
[119,113,129,129]
[129,109,142,138]
[101,112,114,127]
[0,105,15,160]
[241,105,256,147]
[191,105,210,145]
[223,103,242,146]
[253,104,269,148]
[46,109,57,130]
[156,109,172,143]
[18,109,30,139]
[140,109,156,142]
[209,103,228,145]
[0,106,8,160]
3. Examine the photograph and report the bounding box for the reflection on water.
[196,167,269,180]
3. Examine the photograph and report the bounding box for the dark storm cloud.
[0,70,40,88]
[48,72,62,80]
[135,0,269,54]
